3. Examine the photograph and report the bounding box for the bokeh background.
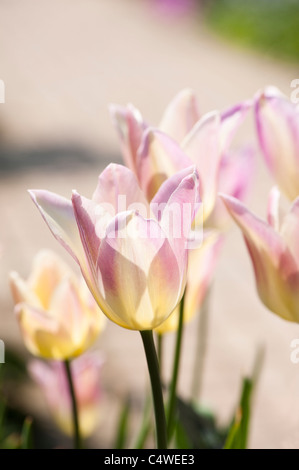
[0,0,299,449]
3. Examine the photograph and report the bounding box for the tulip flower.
[29,163,200,449]
[221,187,299,323]
[110,89,252,221]
[255,86,299,201]
[29,163,200,331]
[10,250,106,360]
[155,230,223,334]
[29,352,104,438]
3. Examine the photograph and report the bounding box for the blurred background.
[0,0,299,449]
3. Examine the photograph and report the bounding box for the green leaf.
[224,347,264,449]
[176,398,227,449]
[114,399,131,449]
[21,417,33,449]
[175,419,192,449]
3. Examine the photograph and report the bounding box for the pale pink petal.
[206,146,255,229]
[280,197,299,267]
[220,194,299,322]
[267,186,281,231]
[109,103,146,173]
[182,111,221,218]
[136,128,194,200]
[183,102,251,219]
[29,190,86,268]
[255,87,299,200]
[151,167,201,276]
[159,88,200,142]
[71,192,102,277]
[92,163,150,218]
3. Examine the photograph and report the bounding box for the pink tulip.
[110,89,252,221]
[221,188,299,323]
[255,86,299,201]
[29,163,200,331]
[29,352,104,438]
[10,250,106,360]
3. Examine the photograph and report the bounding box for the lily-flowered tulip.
[110,89,252,222]
[255,86,299,201]
[221,188,299,323]
[29,163,200,331]
[29,352,104,438]
[10,250,106,360]
[155,230,223,334]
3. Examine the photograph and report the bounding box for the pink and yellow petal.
[137,129,193,201]
[221,194,299,322]
[159,88,200,143]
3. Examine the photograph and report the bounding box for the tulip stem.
[157,333,163,376]
[166,291,185,442]
[190,287,211,403]
[140,330,167,449]
[64,359,81,449]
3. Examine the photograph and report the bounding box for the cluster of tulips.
[6,84,299,449]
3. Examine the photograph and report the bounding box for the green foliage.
[175,398,227,449]
[224,378,252,449]
[114,399,131,449]
[205,0,299,62]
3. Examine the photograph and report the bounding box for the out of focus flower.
[221,187,299,323]
[10,250,106,360]
[29,163,200,331]
[110,89,252,223]
[150,0,197,19]
[29,352,104,438]
[155,230,223,334]
[255,86,299,201]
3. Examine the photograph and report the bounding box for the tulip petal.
[151,166,201,271]
[267,186,281,231]
[280,197,299,267]
[155,230,223,334]
[109,103,146,173]
[183,102,251,219]
[137,128,194,200]
[220,194,299,322]
[159,88,200,142]
[29,190,87,269]
[92,163,150,218]
[255,87,299,200]
[206,146,255,230]
[27,250,72,310]
[182,111,221,218]
[97,211,182,330]
[72,192,102,276]
[15,303,75,359]
[9,271,41,307]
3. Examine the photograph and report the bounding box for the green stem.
[140,330,167,449]
[157,333,163,377]
[64,359,81,449]
[166,291,185,441]
[191,287,211,403]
